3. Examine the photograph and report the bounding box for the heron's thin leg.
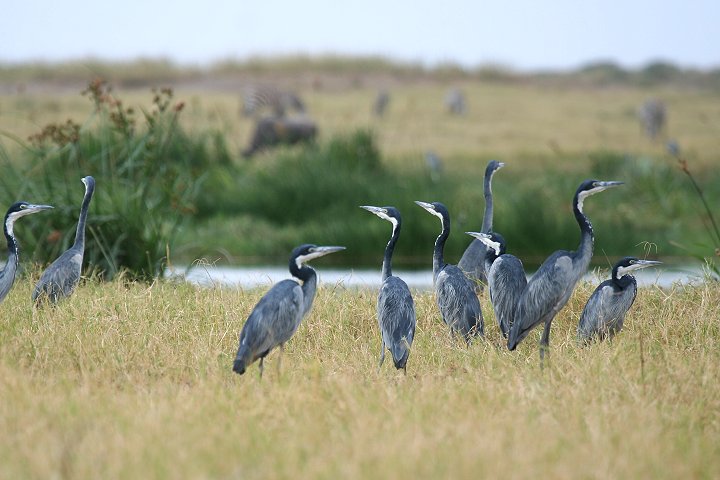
[277,344,284,376]
[539,321,552,370]
[378,343,386,372]
[258,357,264,379]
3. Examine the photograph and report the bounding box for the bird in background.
[233,243,345,378]
[424,151,443,183]
[465,231,527,339]
[415,201,483,342]
[508,179,624,364]
[361,205,416,374]
[0,202,53,304]
[578,256,661,344]
[33,176,95,305]
[458,160,505,292]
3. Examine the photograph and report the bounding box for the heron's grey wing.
[32,250,83,303]
[378,276,416,361]
[512,252,572,343]
[488,254,527,337]
[578,281,637,342]
[237,280,303,362]
[436,265,483,336]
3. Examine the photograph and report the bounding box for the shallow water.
[169,264,707,290]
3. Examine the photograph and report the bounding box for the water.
[169,264,707,290]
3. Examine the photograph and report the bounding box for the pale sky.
[2,0,719,71]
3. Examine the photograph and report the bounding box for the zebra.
[637,98,666,139]
[241,85,306,118]
[445,88,466,115]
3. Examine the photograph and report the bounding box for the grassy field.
[3,81,719,169]
[0,60,718,479]
[0,273,718,478]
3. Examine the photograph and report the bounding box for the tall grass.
[0,80,228,280]
[0,276,717,478]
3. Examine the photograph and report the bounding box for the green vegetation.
[0,80,230,280]
[1,60,719,277]
[0,276,718,478]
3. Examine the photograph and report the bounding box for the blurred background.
[1,0,718,282]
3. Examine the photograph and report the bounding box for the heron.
[508,179,624,363]
[578,257,661,344]
[465,231,527,338]
[233,243,345,378]
[0,202,54,304]
[415,201,483,342]
[361,205,416,373]
[458,160,505,292]
[32,176,95,305]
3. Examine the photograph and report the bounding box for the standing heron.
[0,202,54,303]
[458,160,505,292]
[465,231,527,338]
[508,179,624,363]
[233,244,345,377]
[578,257,661,344]
[361,205,416,373]
[33,176,95,305]
[415,201,483,342]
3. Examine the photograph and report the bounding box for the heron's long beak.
[310,245,346,256]
[414,200,434,212]
[23,204,54,215]
[596,180,624,190]
[465,231,491,241]
[360,205,386,216]
[629,259,663,270]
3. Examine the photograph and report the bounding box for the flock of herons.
[0,90,667,378]
[233,161,661,377]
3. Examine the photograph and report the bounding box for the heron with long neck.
[233,243,345,378]
[361,205,416,373]
[33,176,95,305]
[0,202,54,303]
[465,231,527,338]
[458,160,505,292]
[508,179,623,363]
[578,256,661,344]
[415,201,483,342]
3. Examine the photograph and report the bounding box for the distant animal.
[372,90,390,116]
[424,151,443,183]
[445,88,466,115]
[233,244,345,378]
[242,116,318,158]
[458,160,505,292]
[465,231,527,338]
[415,201,483,342]
[361,205,416,373]
[0,202,53,304]
[508,180,624,364]
[241,85,306,118]
[33,176,94,305]
[577,257,661,344]
[637,99,666,139]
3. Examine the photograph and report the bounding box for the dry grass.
[2,82,719,170]
[0,273,718,479]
